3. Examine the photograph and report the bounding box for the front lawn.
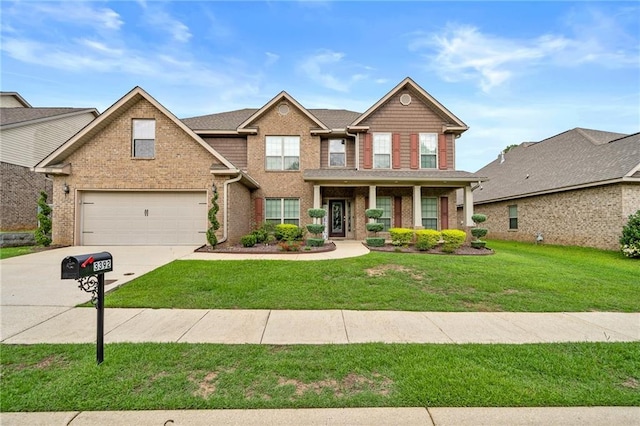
[103,240,640,312]
[0,246,35,259]
[2,342,638,412]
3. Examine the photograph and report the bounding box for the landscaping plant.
[206,190,220,246]
[34,191,52,247]
[441,229,466,253]
[389,228,413,247]
[415,229,441,250]
[470,213,488,249]
[306,208,327,247]
[620,209,640,258]
[365,208,385,247]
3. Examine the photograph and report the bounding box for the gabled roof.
[1,107,98,128]
[237,91,329,131]
[1,92,32,107]
[472,128,640,204]
[349,77,468,132]
[35,86,236,171]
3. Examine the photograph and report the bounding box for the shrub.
[252,222,275,244]
[240,234,257,247]
[365,237,385,247]
[365,209,384,219]
[389,228,414,247]
[306,224,325,236]
[274,224,304,241]
[34,191,52,247]
[441,229,466,253]
[415,229,441,251]
[308,208,327,219]
[471,213,487,224]
[278,240,301,251]
[206,191,220,246]
[366,223,385,233]
[306,237,325,247]
[471,228,488,240]
[620,210,640,259]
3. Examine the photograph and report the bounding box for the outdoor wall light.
[212,183,217,194]
[63,183,70,194]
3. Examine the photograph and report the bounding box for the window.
[265,198,300,226]
[420,133,437,169]
[373,133,391,168]
[266,136,300,170]
[132,119,155,158]
[509,205,518,230]
[376,196,392,231]
[329,139,346,167]
[421,197,438,229]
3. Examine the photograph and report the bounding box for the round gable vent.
[278,103,290,116]
[400,93,412,106]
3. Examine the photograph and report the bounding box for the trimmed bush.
[365,209,384,219]
[278,240,301,251]
[365,237,385,247]
[471,213,487,224]
[366,223,385,233]
[34,191,52,247]
[441,229,466,253]
[306,237,325,247]
[306,224,325,235]
[206,191,220,246]
[415,229,441,251]
[389,228,414,247]
[308,208,327,219]
[620,210,640,258]
[274,224,304,241]
[240,234,257,247]
[471,228,488,239]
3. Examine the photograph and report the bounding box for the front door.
[329,200,346,238]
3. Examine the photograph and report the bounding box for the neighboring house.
[35,78,484,246]
[458,128,640,250]
[0,92,98,231]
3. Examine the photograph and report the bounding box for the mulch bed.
[366,243,494,256]
[196,241,336,254]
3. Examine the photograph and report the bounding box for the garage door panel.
[81,192,207,246]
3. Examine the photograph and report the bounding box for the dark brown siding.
[202,137,248,169]
[358,88,458,170]
[320,138,356,168]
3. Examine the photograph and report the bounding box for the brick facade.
[458,184,640,250]
[0,162,52,231]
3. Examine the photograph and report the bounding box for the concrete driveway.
[0,246,197,340]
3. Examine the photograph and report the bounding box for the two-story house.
[35,78,484,246]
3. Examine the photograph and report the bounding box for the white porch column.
[313,185,321,224]
[368,185,377,223]
[463,185,475,227]
[413,185,422,228]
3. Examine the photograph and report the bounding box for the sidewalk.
[3,308,638,344]
[2,406,639,425]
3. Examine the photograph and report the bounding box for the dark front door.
[329,200,346,238]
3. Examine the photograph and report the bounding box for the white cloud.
[144,9,192,43]
[24,2,123,30]
[265,52,280,66]
[298,50,372,92]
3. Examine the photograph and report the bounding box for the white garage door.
[81,192,207,245]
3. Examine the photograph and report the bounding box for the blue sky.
[2,1,638,171]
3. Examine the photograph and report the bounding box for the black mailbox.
[61,252,113,280]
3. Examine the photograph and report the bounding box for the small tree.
[470,213,488,249]
[620,210,640,258]
[365,208,385,247]
[34,191,52,247]
[206,191,220,246]
[306,208,327,247]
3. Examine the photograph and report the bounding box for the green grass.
[1,342,638,412]
[103,240,640,312]
[0,246,35,259]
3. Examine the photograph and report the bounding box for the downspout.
[346,130,359,170]
[217,173,243,244]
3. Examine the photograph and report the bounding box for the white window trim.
[265,198,300,225]
[328,139,346,167]
[132,119,156,159]
[419,133,438,169]
[421,196,438,230]
[373,133,391,169]
[376,196,392,231]
[509,205,518,230]
[265,136,300,171]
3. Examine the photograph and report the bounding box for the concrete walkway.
[2,406,639,426]
[3,308,638,344]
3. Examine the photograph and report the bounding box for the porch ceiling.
[303,169,487,187]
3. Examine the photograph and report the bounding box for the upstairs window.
[420,133,437,169]
[266,136,300,170]
[509,205,518,230]
[376,196,392,231]
[132,119,155,158]
[421,197,438,229]
[329,139,346,167]
[265,198,300,226]
[373,133,391,168]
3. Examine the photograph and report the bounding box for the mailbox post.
[61,252,112,365]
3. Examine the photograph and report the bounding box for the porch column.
[413,185,422,228]
[463,184,475,227]
[368,185,376,223]
[313,185,321,224]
